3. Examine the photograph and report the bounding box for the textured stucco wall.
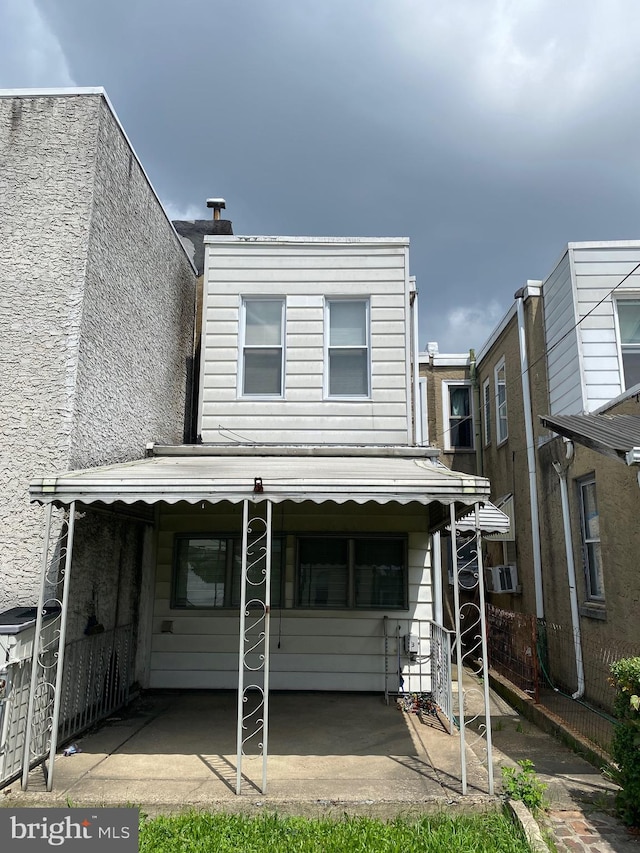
[0,93,195,614]
[0,95,98,609]
[70,97,195,467]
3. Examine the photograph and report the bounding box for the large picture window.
[241,298,284,396]
[578,478,604,601]
[443,382,473,450]
[326,299,370,396]
[173,535,284,608]
[297,536,406,609]
[616,299,640,390]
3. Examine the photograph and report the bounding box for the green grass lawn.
[139,810,532,852]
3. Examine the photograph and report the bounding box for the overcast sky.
[3,1,640,351]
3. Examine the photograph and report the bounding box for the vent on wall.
[485,564,519,594]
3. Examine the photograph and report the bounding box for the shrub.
[501,759,548,812]
[610,656,640,827]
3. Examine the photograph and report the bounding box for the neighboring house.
[0,88,196,646]
[421,242,640,712]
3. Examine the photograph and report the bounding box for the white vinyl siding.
[200,238,411,444]
[545,243,640,413]
[543,250,584,415]
[149,502,432,691]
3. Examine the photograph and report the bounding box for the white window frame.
[578,476,605,601]
[324,298,371,399]
[238,296,285,398]
[614,296,640,392]
[494,358,508,445]
[482,378,491,446]
[441,380,474,451]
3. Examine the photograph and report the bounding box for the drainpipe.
[515,289,544,619]
[552,453,585,699]
[468,349,483,475]
[410,278,420,445]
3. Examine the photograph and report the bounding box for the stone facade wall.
[70,97,195,466]
[0,95,98,609]
[0,93,195,613]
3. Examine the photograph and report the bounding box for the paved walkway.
[476,675,640,852]
[5,678,640,850]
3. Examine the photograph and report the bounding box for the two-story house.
[25,233,494,792]
[421,242,640,729]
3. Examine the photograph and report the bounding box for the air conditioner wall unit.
[485,564,519,594]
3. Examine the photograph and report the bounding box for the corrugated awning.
[540,413,640,465]
[29,451,491,515]
[455,501,510,534]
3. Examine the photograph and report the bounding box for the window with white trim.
[616,299,640,390]
[172,535,284,608]
[296,535,406,609]
[578,477,604,601]
[442,382,473,450]
[326,299,370,397]
[483,378,491,445]
[495,359,508,444]
[241,298,284,396]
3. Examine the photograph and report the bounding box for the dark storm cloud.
[20,0,640,349]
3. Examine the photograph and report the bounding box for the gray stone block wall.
[0,92,196,612]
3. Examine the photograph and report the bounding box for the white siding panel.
[201,239,409,444]
[210,268,405,283]
[572,248,640,263]
[150,520,431,692]
[544,250,582,416]
[573,262,640,277]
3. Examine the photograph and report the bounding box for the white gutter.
[515,291,545,619]
[552,460,585,699]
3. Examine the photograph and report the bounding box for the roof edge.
[0,88,197,274]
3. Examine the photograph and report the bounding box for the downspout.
[469,349,483,475]
[515,289,544,619]
[410,278,420,445]
[552,452,585,699]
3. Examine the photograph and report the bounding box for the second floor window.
[326,299,370,396]
[616,299,640,390]
[443,383,473,450]
[495,359,508,443]
[483,378,491,445]
[241,298,284,396]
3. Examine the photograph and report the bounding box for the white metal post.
[261,500,272,795]
[22,502,53,790]
[45,502,76,791]
[450,502,467,794]
[475,503,494,795]
[236,499,249,795]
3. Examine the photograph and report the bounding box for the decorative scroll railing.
[236,499,272,795]
[0,623,133,789]
[449,504,494,795]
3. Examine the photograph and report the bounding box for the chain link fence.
[487,605,639,754]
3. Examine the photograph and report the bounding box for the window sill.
[579,603,607,621]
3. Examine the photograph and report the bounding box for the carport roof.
[29,447,490,519]
[540,413,640,465]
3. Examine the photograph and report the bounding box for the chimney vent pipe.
[206,198,226,221]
